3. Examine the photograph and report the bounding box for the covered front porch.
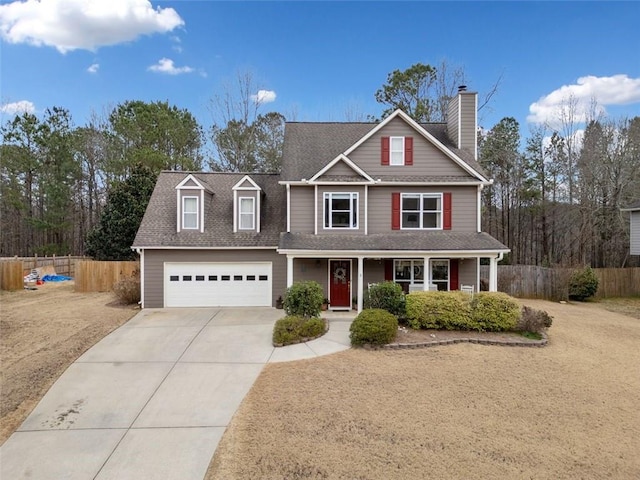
[282,253,504,313]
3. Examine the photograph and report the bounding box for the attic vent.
[458,85,467,92]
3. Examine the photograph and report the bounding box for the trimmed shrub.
[517,306,553,334]
[283,281,324,318]
[568,266,599,301]
[470,292,521,331]
[112,271,140,305]
[349,309,398,346]
[363,281,406,317]
[405,291,471,330]
[273,316,326,346]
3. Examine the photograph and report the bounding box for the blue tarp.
[41,274,72,282]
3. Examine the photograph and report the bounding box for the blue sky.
[1,0,639,138]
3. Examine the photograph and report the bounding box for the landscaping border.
[381,333,548,350]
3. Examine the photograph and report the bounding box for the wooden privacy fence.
[75,261,139,293]
[480,265,640,300]
[0,261,24,291]
[0,254,84,277]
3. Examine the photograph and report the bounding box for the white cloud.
[250,89,277,104]
[0,0,184,53]
[528,74,640,125]
[87,63,99,74]
[0,100,35,115]
[147,57,193,75]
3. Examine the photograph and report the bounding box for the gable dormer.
[175,174,206,233]
[232,175,262,233]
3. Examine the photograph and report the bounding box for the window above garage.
[175,174,206,233]
[232,175,262,233]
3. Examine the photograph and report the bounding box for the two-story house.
[132,88,509,311]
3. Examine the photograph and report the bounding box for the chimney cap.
[458,85,467,92]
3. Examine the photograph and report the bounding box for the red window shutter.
[391,192,401,230]
[384,260,394,281]
[381,136,390,165]
[450,259,459,290]
[443,192,452,230]
[405,136,413,165]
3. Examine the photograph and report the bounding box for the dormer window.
[390,137,404,165]
[232,175,262,233]
[175,174,206,233]
[239,197,255,230]
[182,197,199,229]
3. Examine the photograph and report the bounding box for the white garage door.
[164,262,272,307]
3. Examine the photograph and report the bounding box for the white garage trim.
[164,262,272,307]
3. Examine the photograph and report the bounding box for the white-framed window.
[182,196,199,229]
[323,192,358,229]
[401,193,442,229]
[394,259,424,285]
[239,197,255,230]
[390,136,405,165]
[430,259,450,291]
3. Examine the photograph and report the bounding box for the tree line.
[1,63,638,267]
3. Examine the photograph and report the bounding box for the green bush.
[283,281,324,318]
[405,291,471,330]
[470,292,521,331]
[273,316,326,346]
[112,271,140,304]
[517,306,553,334]
[349,309,398,346]
[568,266,599,301]
[363,281,406,317]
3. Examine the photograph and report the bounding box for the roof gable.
[175,174,206,190]
[232,175,262,191]
[344,109,487,182]
[309,154,374,183]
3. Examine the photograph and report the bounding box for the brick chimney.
[446,85,478,160]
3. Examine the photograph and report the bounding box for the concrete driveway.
[1,308,352,480]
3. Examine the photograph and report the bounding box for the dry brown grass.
[0,282,136,444]
[207,299,640,479]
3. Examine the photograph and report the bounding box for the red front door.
[329,260,351,308]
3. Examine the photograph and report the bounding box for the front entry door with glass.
[329,260,351,308]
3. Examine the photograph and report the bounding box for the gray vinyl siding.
[363,259,385,286]
[316,185,365,235]
[367,186,478,234]
[458,260,478,290]
[293,258,328,297]
[631,211,640,255]
[348,117,472,177]
[447,95,460,148]
[143,249,286,308]
[458,93,477,157]
[322,161,358,177]
[290,186,314,233]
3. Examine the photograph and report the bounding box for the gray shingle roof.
[133,171,284,248]
[281,121,488,181]
[279,232,508,252]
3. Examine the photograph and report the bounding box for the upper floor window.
[390,137,405,165]
[401,193,442,229]
[239,197,255,230]
[182,196,199,229]
[324,192,358,229]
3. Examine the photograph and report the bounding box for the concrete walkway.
[1,308,354,480]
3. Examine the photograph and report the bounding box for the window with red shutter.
[381,137,390,165]
[443,192,452,230]
[391,192,401,230]
[405,136,413,165]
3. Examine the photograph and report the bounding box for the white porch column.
[357,256,364,313]
[287,255,294,287]
[489,256,498,292]
[423,257,431,290]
